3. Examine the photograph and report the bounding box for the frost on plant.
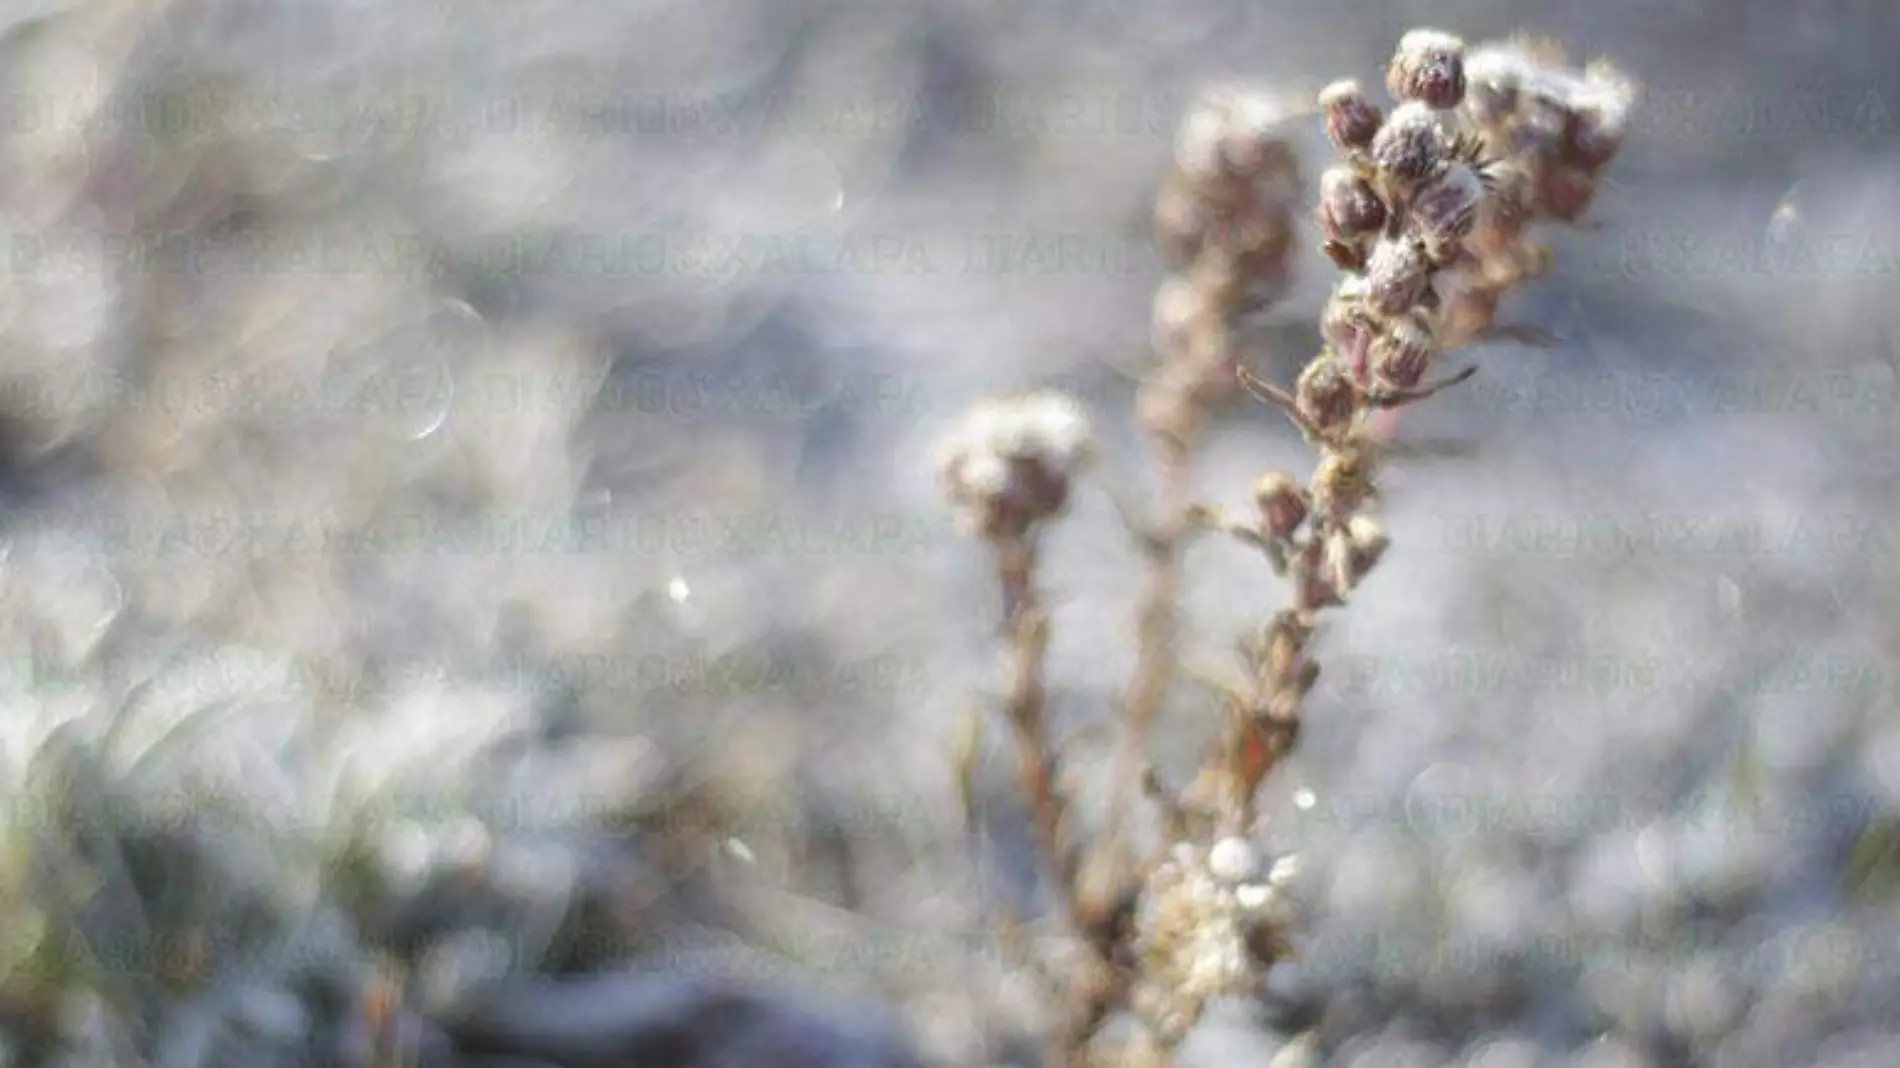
[936,28,1636,1068]
[934,391,1094,541]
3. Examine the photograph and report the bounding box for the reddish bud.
[1388,29,1468,109]
[1319,80,1383,151]
[1317,165,1387,243]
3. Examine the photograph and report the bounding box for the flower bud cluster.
[1248,455,1387,611]
[1315,31,1638,362]
[1313,56,1468,429]
[1132,838,1299,1044]
[1155,84,1303,287]
[1463,39,1635,218]
[934,391,1093,541]
[1265,30,1638,615]
[1445,37,1638,343]
[1252,464,1373,609]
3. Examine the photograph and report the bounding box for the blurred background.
[0,0,1896,1066]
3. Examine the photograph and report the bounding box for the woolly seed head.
[1019,392,1090,464]
[1364,236,1432,317]
[1388,29,1468,109]
[935,392,1093,537]
[1369,101,1447,187]
[1135,843,1267,1033]
[1319,79,1383,151]
[1503,104,1569,175]
[1318,164,1387,244]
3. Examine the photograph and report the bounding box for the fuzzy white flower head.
[1390,29,1468,108]
[1176,85,1295,180]
[934,392,1093,537]
[1370,100,1454,186]
[1009,391,1091,469]
[1397,28,1466,57]
[1318,78,1383,150]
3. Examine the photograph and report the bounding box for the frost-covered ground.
[0,1,1896,1066]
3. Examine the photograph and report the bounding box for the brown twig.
[994,533,1072,892]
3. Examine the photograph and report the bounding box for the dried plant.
[936,29,1636,1068]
